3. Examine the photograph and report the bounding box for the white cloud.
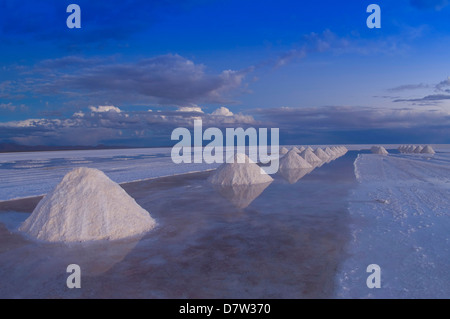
[73,111,85,117]
[89,105,121,113]
[212,106,233,116]
[176,106,204,113]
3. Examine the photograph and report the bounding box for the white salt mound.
[421,145,435,154]
[331,146,341,155]
[279,150,313,170]
[291,146,301,153]
[279,147,289,155]
[414,145,424,153]
[208,153,273,186]
[298,146,306,152]
[313,148,330,161]
[300,149,322,164]
[324,147,336,158]
[406,145,415,153]
[371,146,388,155]
[19,167,156,242]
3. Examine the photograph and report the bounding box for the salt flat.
[337,149,450,298]
[0,148,219,201]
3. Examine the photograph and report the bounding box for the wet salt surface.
[0,152,358,298]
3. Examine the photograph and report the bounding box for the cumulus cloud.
[89,105,122,113]
[73,111,85,117]
[176,106,204,113]
[0,105,256,146]
[211,106,233,116]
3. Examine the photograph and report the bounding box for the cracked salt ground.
[0,152,357,298]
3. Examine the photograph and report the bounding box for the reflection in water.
[212,181,272,209]
[0,152,358,298]
[279,167,314,184]
[64,235,144,276]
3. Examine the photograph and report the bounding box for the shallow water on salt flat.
[0,152,358,298]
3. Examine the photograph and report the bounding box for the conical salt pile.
[300,149,322,165]
[371,146,388,155]
[298,146,306,152]
[291,146,301,153]
[331,146,343,156]
[19,167,156,242]
[420,145,435,154]
[306,146,314,152]
[208,153,273,186]
[314,148,330,161]
[279,149,313,170]
[413,145,424,153]
[324,147,336,158]
[279,146,289,155]
[406,145,415,153]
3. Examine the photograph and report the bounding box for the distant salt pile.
[279,150,313,170]
[331,146,340,154]
[371,146,389,155]
[324,147,336,158]
[413,145,424,153]
[300,149,322,165]
[19,167,156,242]
[406,145,416,153]
[208,153,273,186]
[279,147,289,155]
[313,148,330,162]
[291,146,301,153]
[421,145,435,154]
[399,145,435,154]
[306,146,314,152]
[298,146,306,152]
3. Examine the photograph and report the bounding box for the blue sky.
[1,0,450,146]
